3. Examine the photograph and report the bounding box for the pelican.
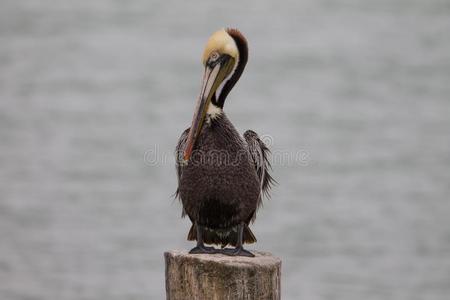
[175,28,274,257]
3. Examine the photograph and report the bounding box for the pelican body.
[175,29,274,257]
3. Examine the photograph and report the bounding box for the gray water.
[1,0,450,299]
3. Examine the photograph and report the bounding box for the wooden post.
[164,250,281,300]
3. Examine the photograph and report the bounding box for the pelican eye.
[210,52,220,61]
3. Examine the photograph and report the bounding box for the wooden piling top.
[165,250,281,300]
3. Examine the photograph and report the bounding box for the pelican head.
[183,28,248,161]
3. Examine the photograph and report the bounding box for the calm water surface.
[1,1,450,299]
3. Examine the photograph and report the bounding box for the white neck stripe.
[215,41,239,100]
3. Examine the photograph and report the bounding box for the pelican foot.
[189,245,217,254]
[221,247,255,257]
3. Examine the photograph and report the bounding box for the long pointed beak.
[183,56,234,162]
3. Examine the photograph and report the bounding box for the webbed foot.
[189,245,217,254]
[221,247,255,257]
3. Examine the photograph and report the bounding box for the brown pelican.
[175,28,274,257]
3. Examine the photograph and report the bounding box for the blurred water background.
[1,0,450,299]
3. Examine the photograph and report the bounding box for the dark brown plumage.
[175,28,274,256]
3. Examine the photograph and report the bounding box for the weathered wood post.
[165,250,281,300]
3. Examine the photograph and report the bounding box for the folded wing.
[244,130,275,208]
[175,128,189,202]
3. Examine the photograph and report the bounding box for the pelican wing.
[175,128,189,200]
[244,130,275,206]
